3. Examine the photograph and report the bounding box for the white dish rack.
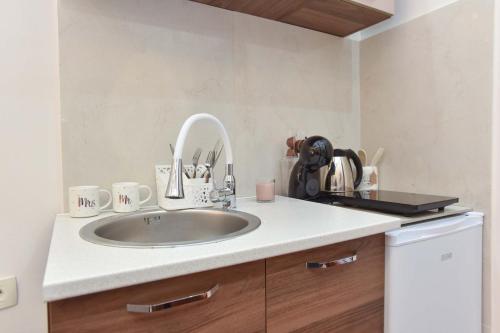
[156,165,214,210]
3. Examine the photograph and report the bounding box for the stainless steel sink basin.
[79,208,261,248]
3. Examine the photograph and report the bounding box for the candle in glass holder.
[256,179,275,202]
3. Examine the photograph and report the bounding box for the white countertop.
[42,196,467,302]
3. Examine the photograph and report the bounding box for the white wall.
[491,0,500,331]
[360,0,494,331]
[352,0,461,40]
[0,1,62,332]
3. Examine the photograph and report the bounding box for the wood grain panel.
[193,0,307,20]
[48,261,265,333]
[305,0,388,25]
[190,0,392,37]
[282,7,366,37]
[348,0,394,14]
[266,234,385,332]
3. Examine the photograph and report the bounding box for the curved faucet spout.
[172,113,233,163]
[166,113,236,209]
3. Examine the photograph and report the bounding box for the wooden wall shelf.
[190,0,393,37]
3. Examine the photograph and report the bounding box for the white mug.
[112,182,152,213]
[68,186,112,218]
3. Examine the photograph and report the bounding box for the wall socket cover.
[0,276,17,310]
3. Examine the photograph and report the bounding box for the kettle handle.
[346,149,363,189]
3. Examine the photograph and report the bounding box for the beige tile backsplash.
[360,0,493,330]
[59,0,359,206]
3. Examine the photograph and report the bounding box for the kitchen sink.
[79,208,261,248]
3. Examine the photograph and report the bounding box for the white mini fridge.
[385,212,483,333]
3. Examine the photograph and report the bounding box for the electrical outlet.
[0,276,17,310]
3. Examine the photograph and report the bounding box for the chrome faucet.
[166,113,236,209]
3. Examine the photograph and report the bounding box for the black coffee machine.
[288,136,334,200]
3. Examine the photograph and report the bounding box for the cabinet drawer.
[48,261,265,333]
[266,234,385,333]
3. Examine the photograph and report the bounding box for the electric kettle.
[322,149,363,192]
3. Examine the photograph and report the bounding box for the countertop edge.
[43,219,401,302]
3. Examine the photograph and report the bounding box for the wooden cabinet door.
[48,261,265,333]
[266,234,385,333]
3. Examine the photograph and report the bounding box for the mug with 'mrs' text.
[112,182,152,213]
[68,186,112,218]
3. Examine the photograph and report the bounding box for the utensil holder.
[358,166,379,191]
[156,165,214,210]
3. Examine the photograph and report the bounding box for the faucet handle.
[209,187,234,209]
[209,170,236,209]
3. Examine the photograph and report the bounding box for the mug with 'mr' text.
[112,182,152,213]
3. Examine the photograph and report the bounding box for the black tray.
[318,190,459,216]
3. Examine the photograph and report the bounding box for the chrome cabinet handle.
[306,253,357,269]
[127,284,219,313]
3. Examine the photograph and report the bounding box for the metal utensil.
[213,143,224,168]
[203,151,214,183]
[170,143,191,179]
[201,140,222,181]
[213,139,222,155]
[358,149,367,167]
[192,148,202,178]
[204,150,213,164]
